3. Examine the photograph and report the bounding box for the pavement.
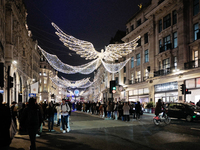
[9,111,155,150]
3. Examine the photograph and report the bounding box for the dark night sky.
[23,0,150,80]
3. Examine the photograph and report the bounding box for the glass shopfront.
[154,82,178,103]
[128,88,149,103]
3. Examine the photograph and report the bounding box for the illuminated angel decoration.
[50,75,95,89]
[52,22,140,61]
[38,23,140,75]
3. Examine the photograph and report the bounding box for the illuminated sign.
[74,89,79,96]
[155,82,178,92]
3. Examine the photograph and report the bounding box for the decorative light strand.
[38,45,101,74]
[101,58,130,74]
[50,75,95,89]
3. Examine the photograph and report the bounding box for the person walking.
[99,103,104,118]
[0,94,12,150]
[114,102,119,120]
[61,99,70,133]
[135,101,141,120]
[46,101,55,132]
[10,101,18,128]
[21,98,42,150]
[106,102,111,118]
[122,102,130,122]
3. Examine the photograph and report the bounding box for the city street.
[10,111,200,150]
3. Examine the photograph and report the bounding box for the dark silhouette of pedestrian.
[21,98,42,150]
[46,101,55,132]
[0,94,12,150]
[135,101,141,120]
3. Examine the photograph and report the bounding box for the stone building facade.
[0,0,63,105]
[0,0,40,105]
[121,0,200,105]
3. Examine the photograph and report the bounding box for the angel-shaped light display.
[52,22,140,61]
[39,23,140,75]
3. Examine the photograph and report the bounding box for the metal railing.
[159,43,172,53]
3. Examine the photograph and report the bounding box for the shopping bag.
[10,119,17,139]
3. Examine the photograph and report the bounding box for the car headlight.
[194,111,200,115]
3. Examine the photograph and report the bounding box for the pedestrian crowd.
[1,92,145,150]
[0,94,72,150]
[76,101,143,121]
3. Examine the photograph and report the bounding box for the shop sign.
[155,82,178,92]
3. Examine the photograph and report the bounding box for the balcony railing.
[184,60,197,69]
[159,43,172,53]
[129,76,149,85]
[154,67,174,77]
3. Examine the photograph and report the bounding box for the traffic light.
[9,76,13,88]
[180,84,185,94]
[112,86,116,93]
[185,89,191,94]
[110,80,116,93]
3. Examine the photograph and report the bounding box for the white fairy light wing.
[103,36,141,61]
[101,58,130,73]
[38,46,100,74]
[52,22,100,60]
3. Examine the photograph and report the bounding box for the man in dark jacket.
[21,98,42,150]
[0,94,12,149]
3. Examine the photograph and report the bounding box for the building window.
[137,71,141,82]
[137,39,141,47]
[44,79,47,84]
[144,33,148,44]
[131,57,134,68]
[136,53,140,66]
[145,49,149,63]
[145,69,149,79]
[194,0,199,16]
[159,61,162,70]
[163,14,171,29]
[173,32,178,48]
[174,56,177,70]
[194,23,199,41]
[159,19,162,33]
[131,24,134,31]
[115,77,118,85]
[126,28,129,34]
[194,50,198,67]
[159,39,162,48]
[163,35,171,50]
[124,77,126,84]
[163,58,170,73]
[137,19,141,27]
[172,10,177,25]
[124,66,126,73]
[131,73,134,84]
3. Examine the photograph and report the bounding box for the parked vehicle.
[165,102,200,122]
